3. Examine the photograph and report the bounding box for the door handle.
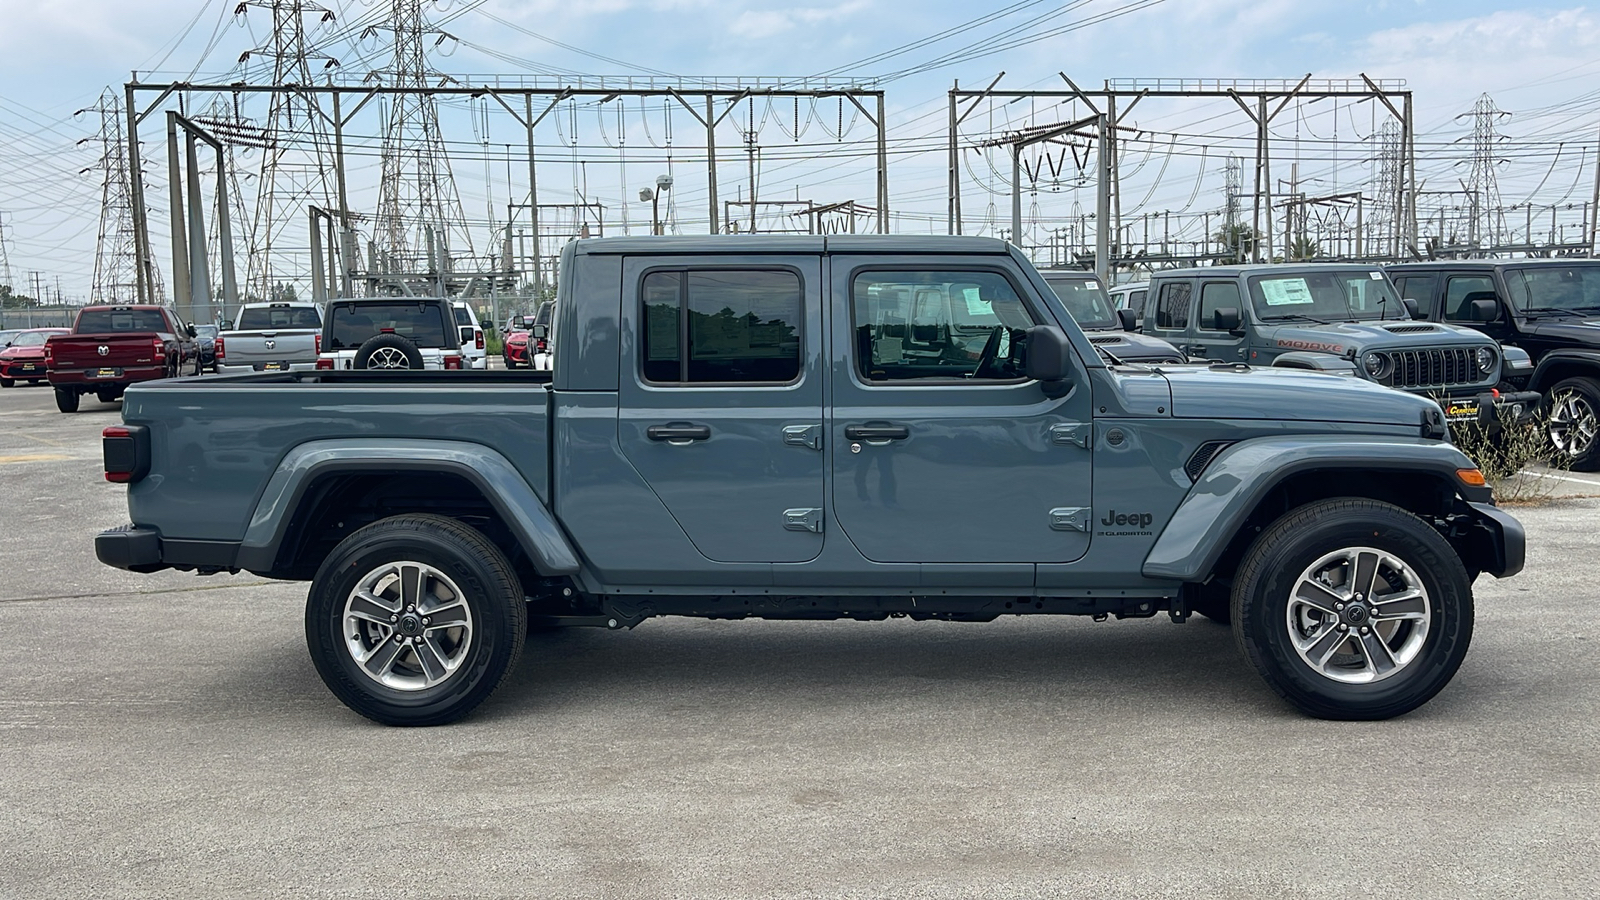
[647,423,711,443]
[844,423,910,442]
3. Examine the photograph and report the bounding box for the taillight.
[536,339,547,352]
[152,337,165,359]
[102,425,150,484]
[44,342,54,368]
[315,357,334,370]
[314,334,322,354]
[444,355,462,370]
[475,329,484,350]
[214,336,225,359]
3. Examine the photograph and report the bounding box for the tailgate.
[49,334,163,371]
[222,331,318,365]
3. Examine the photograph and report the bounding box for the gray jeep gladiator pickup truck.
[95,236,1523,726]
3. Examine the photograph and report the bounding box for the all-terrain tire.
[1231,498,1473,720]
[306,514,527,726]
[54,387,79,413]
[354,333,426,370]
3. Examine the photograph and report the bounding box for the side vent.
[1184,440,1233,482]
[1383,324,1439,334]
[1088,335,1124,345]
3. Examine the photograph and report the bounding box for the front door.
[827,258,1094,565]
[618,256,825,563]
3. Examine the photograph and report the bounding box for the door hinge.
[782,424,823,450]
[1049,507,1091,532]
[1049,423,1092,449]
[783,508,823,533]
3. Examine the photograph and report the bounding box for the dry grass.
[1450,406,1574,503]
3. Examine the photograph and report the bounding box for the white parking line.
[1524,469,1600,488]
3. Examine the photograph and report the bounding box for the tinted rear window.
[327,302,451,350]
[77,309,170,333]
[237,306,322,330]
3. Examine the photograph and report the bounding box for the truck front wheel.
[54,388,79,413]
[1231,498,1472,720]
[305,514,528,726]
[1546,376,1600,471]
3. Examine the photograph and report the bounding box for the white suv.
[451,302,488,369]
[315,298,465,371]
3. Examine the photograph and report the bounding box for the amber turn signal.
[1456,468,1487,487]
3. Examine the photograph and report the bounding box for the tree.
[1213,224,1258,264]
[0,285,38,309]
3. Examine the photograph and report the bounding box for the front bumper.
[0,360,47,378]
[1441,390,1542,428]
[1462,502,1525,579]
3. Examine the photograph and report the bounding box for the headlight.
[1363,351,1391,379]
[1475,346,1496,373]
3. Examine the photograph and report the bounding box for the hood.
[1262,320,1491,355]
[1161,365,1439,426]
[0,345,46,360]
[1518,317,1600,345]
[1082,328,1184,362]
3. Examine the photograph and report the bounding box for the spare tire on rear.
[354,333,425,370]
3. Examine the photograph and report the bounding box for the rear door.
[617,255,825,563]
[827,256,1094,567]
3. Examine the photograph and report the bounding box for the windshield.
[12,331,59,347]
[1505,264,1600,314]
[327,302,451,350]
[237,306,322,330]
[1043,275,1117,329]
[76,308,171,332]
[1248,271,1400,321]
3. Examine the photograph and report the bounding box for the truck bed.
[119,370,555,545]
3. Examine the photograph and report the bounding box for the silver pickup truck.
[216,301,324,374]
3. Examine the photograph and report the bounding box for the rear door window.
[641,269,803,384]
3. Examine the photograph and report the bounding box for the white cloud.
[728,1,870,40]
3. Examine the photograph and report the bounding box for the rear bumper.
[96,524,241,574]
[215,361,317,374]
[49,366,166,388]
[1463,501,1525,579]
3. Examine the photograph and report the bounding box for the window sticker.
[1260,278,1314,306]
[1370,271,1384,280]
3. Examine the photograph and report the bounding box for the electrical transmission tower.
[1458,94,1510,249]
[1372,119,1403,257]
[82,90,147,302]
[0,211,12,293]
[369,0,474,283]
[233,0,340,300]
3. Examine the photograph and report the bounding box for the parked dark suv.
[1390,260,1600,470]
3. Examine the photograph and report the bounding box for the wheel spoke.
[1301,623,1349,668]
[1351,550,1381,600]
[348,590,399,624]
[1294,579,1344,615]
[1356,629,1398,678]
[1372,589,1426,621]
[400,564,422,610]
[361,636,406,679]
[421,599,469,630]
[414,636,450,682]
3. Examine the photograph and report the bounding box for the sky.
[3,0,1600,301]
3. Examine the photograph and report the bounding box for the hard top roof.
[573,234,1012,255]
[1151,262,1391,279]
[1388,258,1600,270]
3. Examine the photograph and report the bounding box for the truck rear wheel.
[305,514,527,726]
[1546,376,1600,471]
[54,388,79,413]
[1231,498,1472,721]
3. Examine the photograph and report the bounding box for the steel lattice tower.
[1372,120,1403,257]
[85,90,147,303]
[0,212,12,293]
[371,0,474,277]
[234,0,340,300]
[1459,94,1510,249]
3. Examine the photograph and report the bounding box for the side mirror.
[530,324,549,340]
[1469,297,1501,322]
[1400,297,1421,320]
[186,323,198,338]
[1025,325,1073,397]
[1117,308,1138,332]
[1212,307,1241,333]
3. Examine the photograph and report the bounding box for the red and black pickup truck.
[46,305,200,412]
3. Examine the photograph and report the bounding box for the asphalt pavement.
[1,380,1597,899]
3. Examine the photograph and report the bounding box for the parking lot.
[1,381,1597,899]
